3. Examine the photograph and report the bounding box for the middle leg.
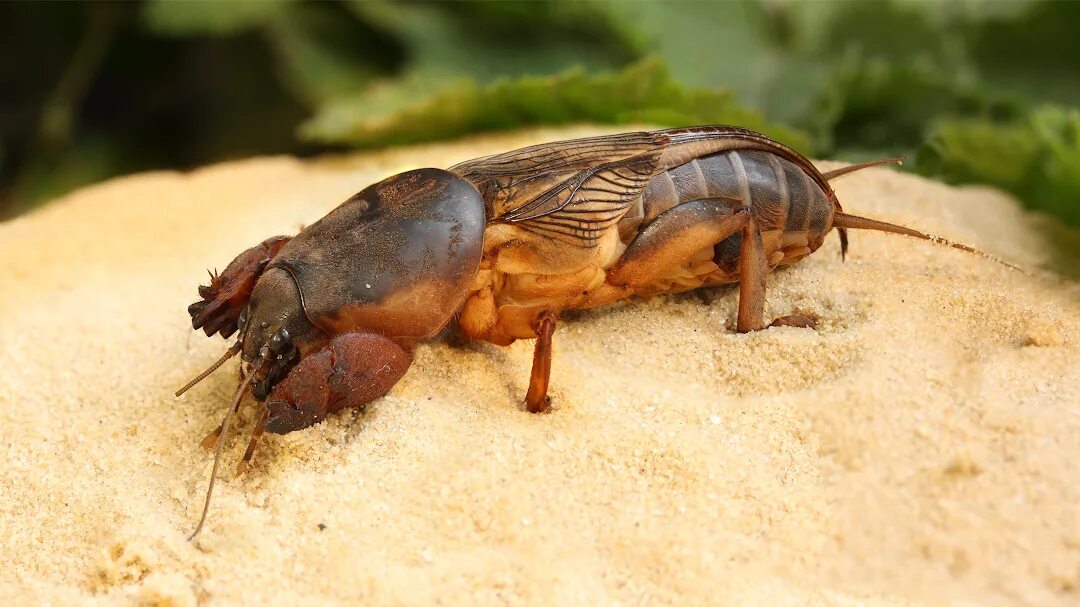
[525,310,559,413]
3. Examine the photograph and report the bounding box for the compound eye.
[268,327,292,355]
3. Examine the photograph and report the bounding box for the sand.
[1,126,1078,606]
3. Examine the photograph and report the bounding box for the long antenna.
[175,342,241,398]
[187,365,255,541]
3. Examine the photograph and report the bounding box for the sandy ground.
[1,126,1078,607]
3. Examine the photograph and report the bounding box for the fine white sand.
[1,126,1078,606]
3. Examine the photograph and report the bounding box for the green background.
[2,0,1078,247]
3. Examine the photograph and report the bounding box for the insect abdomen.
[619,150,834,261]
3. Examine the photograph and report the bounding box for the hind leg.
[608,201,812,332]
[608,201,750,288]
[188,235,291,338]
[736,217,767,332]
[735,218,816,331]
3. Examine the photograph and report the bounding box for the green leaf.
[597,0,777,106]
[142,0,296,36]
[916,106,1080,228]
[299,59,809,152]
[293,0,645,147]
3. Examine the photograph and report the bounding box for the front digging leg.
[263,332,414,435]
[188,235,291,338]
[232,332,414,477]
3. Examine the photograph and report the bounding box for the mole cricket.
[178,125,1014,538]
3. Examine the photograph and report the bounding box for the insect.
[178,126,1012,538]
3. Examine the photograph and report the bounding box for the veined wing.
[450,131,670,247]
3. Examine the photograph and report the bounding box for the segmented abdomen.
[618,150,834,246]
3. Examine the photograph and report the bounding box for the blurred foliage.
[919,107,1080,228]
[301,60,809,150]
[1,0,1077,236]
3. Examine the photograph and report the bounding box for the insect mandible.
[178,126,1015,538]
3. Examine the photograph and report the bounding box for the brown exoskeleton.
[178,126,1013,538]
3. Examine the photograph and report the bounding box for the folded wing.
[450,131,669,247]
